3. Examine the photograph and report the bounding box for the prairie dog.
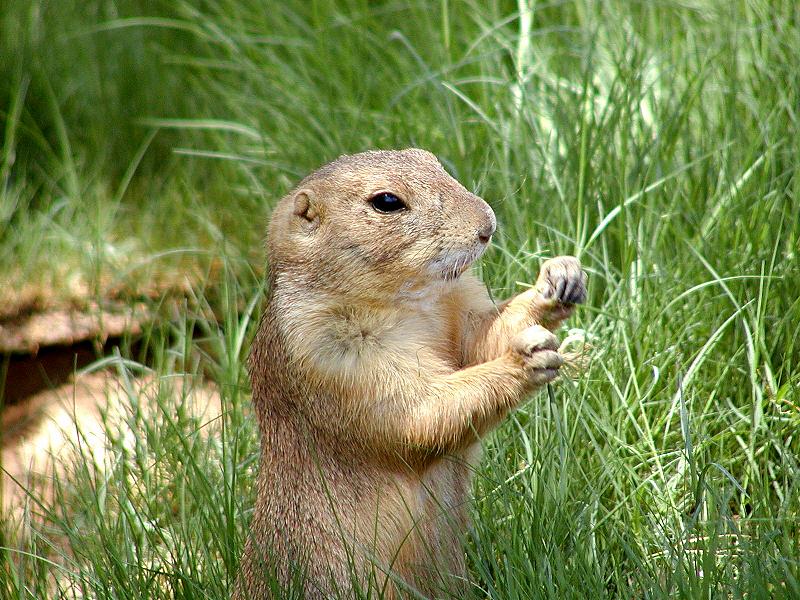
[237,149,587,599]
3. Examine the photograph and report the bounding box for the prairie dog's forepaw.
[512,325,563,383]
[536,256,587,305]
[512,325,559,355]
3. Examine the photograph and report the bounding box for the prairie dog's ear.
[292,189,321,231]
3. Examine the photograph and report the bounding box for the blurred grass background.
[1,0,799,598]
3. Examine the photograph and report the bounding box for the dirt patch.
[1,371,221,534]
[0,302,158,405]
[0,303,151,355]
[0,264,200,322]
[0,274,228,538]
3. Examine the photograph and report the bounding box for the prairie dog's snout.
[474,198,496,244]
[437,186,496,245]
[477,221,495,244]
[430,190,496,279]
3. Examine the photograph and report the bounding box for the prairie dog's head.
[268,148,496,300]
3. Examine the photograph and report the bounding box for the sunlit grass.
[1,0,799,597]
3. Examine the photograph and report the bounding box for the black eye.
[369,192,407,213]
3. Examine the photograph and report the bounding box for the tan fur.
[236,149,586,599]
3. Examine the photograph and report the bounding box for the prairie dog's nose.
[477,204,497,244]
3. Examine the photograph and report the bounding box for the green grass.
[2,0,799,597]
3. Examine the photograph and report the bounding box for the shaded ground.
[1,302,153,405]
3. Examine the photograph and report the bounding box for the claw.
[536,256,587,306]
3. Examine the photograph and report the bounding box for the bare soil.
[0,286,220,535]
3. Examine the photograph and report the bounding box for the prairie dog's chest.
[365,304,460,358]
[327,301,463,368]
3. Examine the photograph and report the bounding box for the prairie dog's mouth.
[428,244,487,281]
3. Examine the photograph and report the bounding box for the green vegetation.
[2,0,799,597]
